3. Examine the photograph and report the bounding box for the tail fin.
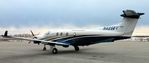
[116,10,144,36]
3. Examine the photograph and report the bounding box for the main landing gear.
[49,46,79,54]
[50,46,58,54]
[43,45,58,54]
[43,45,80,54]
[74,46,79,51]
[49,46,80,54]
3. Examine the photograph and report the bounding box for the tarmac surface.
[0,41,149,63]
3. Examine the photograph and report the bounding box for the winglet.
[4,30,8,37]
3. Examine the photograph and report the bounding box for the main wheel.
[52,48,58,54]
[74,46,79,51]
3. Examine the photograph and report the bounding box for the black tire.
[52,48,58,54]
[74,46,79,51]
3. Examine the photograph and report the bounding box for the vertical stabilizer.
[116,10,144,36]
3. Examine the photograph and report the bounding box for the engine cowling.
[63,45,69,48]
[33,41,41,45]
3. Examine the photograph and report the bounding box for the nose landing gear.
[42,45,47,51]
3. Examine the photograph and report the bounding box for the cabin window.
[66,32,68,36]
[60,32,63,36]
[56,32,58,36]
[73,32,76,36]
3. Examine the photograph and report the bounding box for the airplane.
[132,35,149,41]
[1,10,144,54]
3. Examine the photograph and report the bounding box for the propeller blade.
[30,30,35,36]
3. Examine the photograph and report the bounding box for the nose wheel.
[43,45,47,51]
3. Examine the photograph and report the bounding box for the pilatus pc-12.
[2,10,144,54]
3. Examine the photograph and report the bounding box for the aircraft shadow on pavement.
[0,47,117,61]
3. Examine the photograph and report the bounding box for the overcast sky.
[0,0,148,28]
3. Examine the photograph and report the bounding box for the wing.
[1,31,69,46]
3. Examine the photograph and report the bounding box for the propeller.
[30,30,35,36]
[28,30,36,44]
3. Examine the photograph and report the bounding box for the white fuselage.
[36,28,124,40]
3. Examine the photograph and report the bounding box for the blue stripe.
[52,35,130,46]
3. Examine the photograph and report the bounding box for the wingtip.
[4,30,8,37]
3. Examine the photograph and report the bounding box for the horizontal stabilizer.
[121,10,144,18]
